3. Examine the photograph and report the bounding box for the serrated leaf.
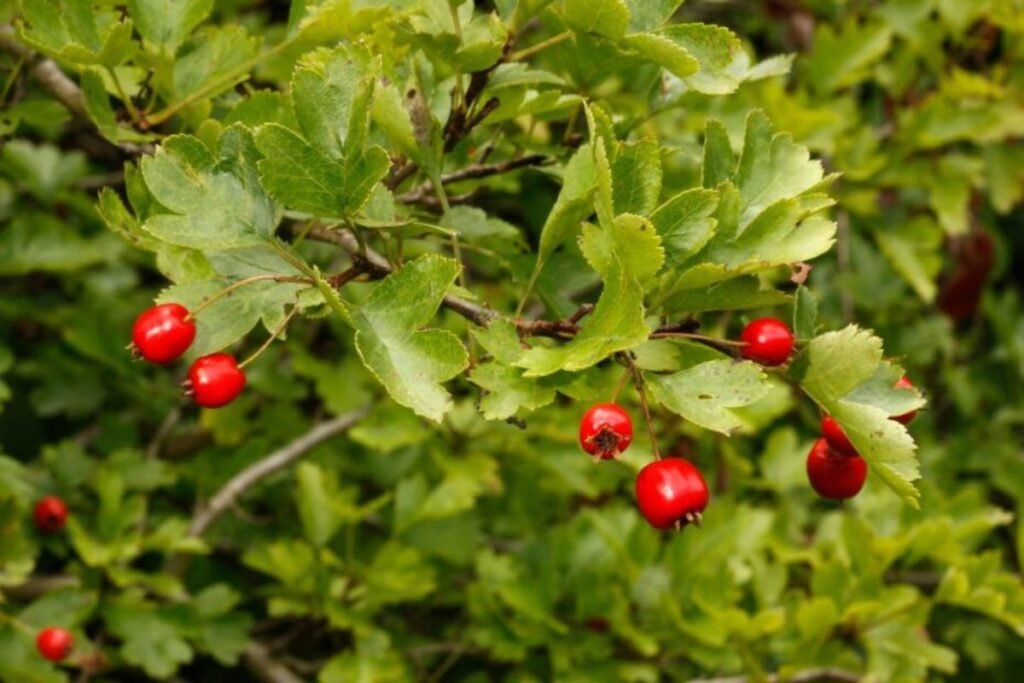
[564,0,631,40]
[662,276,790,315]
[702,119,735,188]
[171,25,260,103]
[351,255,468,421]
[651,187,718,264]
[127,0,212,52]
[535,143,598,269]
[469,320,561,420]
[18,0,137,67]
[622,32,699,79]
[793,326,926,506]
[141,130,277,250]
[806,22,892,95]
[80,68,158,145]
[647,359,771,433]
[626,0,686,32]
[518,215,661,376]
[659,23,741,94]
[611,139,662,215]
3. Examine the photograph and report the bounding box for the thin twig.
[303,225,498,326]
[145,407,182,459]
[185,406,370,538]
[242,642,306,683]
[397,154,551,204]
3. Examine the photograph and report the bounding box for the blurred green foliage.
[1,0,1023,681]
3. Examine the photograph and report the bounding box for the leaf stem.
[145,38,293,127]
[239,306,299,369]
[105,66,140,124]
[186,274,311,321]
[508,30,573,62]
[622,354,661,460]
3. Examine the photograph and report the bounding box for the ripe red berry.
[131,303,196,364]
[740,317,795,366]
[635,458,709,529]
[33,496,68,534]
[892,375,918,424]
[806,438,867,500]
[185,354,246,408]
[821,415,857,456]
[36,627,73,662]
[579,403,633,460]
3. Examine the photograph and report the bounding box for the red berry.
[33,496,68,534]
[36,627,73,662]
[806,438,867,500]
[579,403,633,460]
[821,415,857,456]
[186,354,246,408]
[635,458,709,529]
[740,317,794,366]
[892,375,918,424]
[131,303,196,364]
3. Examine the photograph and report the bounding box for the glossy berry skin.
[131,303,196,364]
[579,403,633,460]
[186,354,246,408]
[33,496,68,534]
[821,415,857,456]
[740,317,795,366]
[806,438,867,500]
[635,458,709,529]
[892,375,918,424]
[36,627,73,662]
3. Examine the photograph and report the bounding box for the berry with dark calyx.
[184,354,246,408]
[131,303,196,364]
[579,403,633,460]
[740,317,795,366]
[806,438,867,500]
[635,458,709,529]
[821,415,857,456]
[33,496,68,534]
[36,627,73,662]
[892,375,918,424]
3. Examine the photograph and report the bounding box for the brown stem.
[622,354,661,460]
[398,154,550,204]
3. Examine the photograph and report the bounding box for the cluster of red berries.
[30,497,74,662]
[578,317,798,529]
[810,376,918,500]
[131,303,246,408]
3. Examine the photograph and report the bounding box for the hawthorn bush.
[1,0,1023,681]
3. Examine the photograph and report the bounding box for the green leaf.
[662,276,790,315]
[80,68,158,145]
[257,124,389,218]
[534,143,598,270]
[127,0,212,52]
[105,596,194,679]
[874,218,943,302]
[351,255,469,421]
[295,463,344,547]
[647,359,771,433]
[469,322,561,419]
[171,25,260,103]
[651,187,718,264]
[17,0,137,67]
[702,118,736,188]
[735,110,827,226]
[518,214,662,376]
[792,286,818,340]
[806,22,892,95]
[622,32,699,79]
[611,139,662,216]
[659,23,742,94]
[564,0,631,40]
[455,12,509,72]
[793,326,926,506]
[626,0,686,32]
[141,130,277,250]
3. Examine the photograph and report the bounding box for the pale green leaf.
[647,359,771,434]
